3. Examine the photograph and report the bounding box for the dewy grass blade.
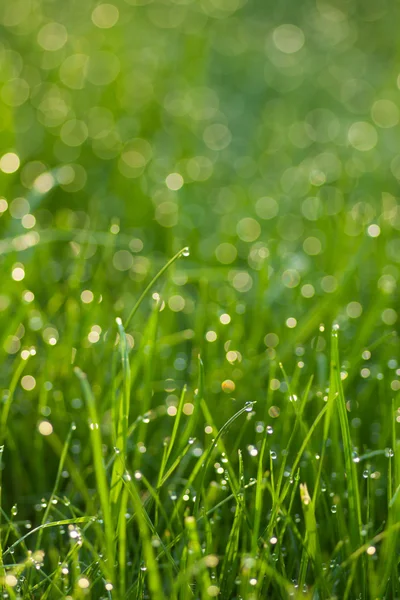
[135,298,161,455]
[194,402,256,514]
[252,433,267,554]
[124,246,189,330]
[110,317,131,514]
[298,483,321,587]
[220,455,244,598]
[276,374,313,497]
[74,367,115,583]
[35,423,75,551]
[2,517,94,559]
[180,516,213,600]
[177,355,204,450]
[157,385,187,489]
[0,351,31,445]
[330,327,362,552]
[122,475,164,600]
[376,399,400,597]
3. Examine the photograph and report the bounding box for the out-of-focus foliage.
[2,0,400,270]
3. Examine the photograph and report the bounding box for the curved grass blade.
[124,246,189,329]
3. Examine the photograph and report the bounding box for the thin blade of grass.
[74,367,114,583]
[330,327,362,552]
[124,246,189,329]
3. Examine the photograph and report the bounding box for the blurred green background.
[0,0,399,509]
[1,0,400,303]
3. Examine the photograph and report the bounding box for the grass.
[0,245,398,599]
[1,0,400,597]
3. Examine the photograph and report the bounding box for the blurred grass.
[0,0,400,597]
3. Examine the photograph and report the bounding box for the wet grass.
[0,245,398,600]
[1,3,400,597]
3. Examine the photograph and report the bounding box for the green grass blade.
[124,246,189,329]
[74,367,115,583]
[330,326,362,551]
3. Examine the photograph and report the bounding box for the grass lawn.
[0,0,400,598]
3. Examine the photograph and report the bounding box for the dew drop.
[182,247,190,257]
[270,536,278,544]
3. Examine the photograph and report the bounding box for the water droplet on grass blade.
[244,401,253,412]
[182,247,190,257]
